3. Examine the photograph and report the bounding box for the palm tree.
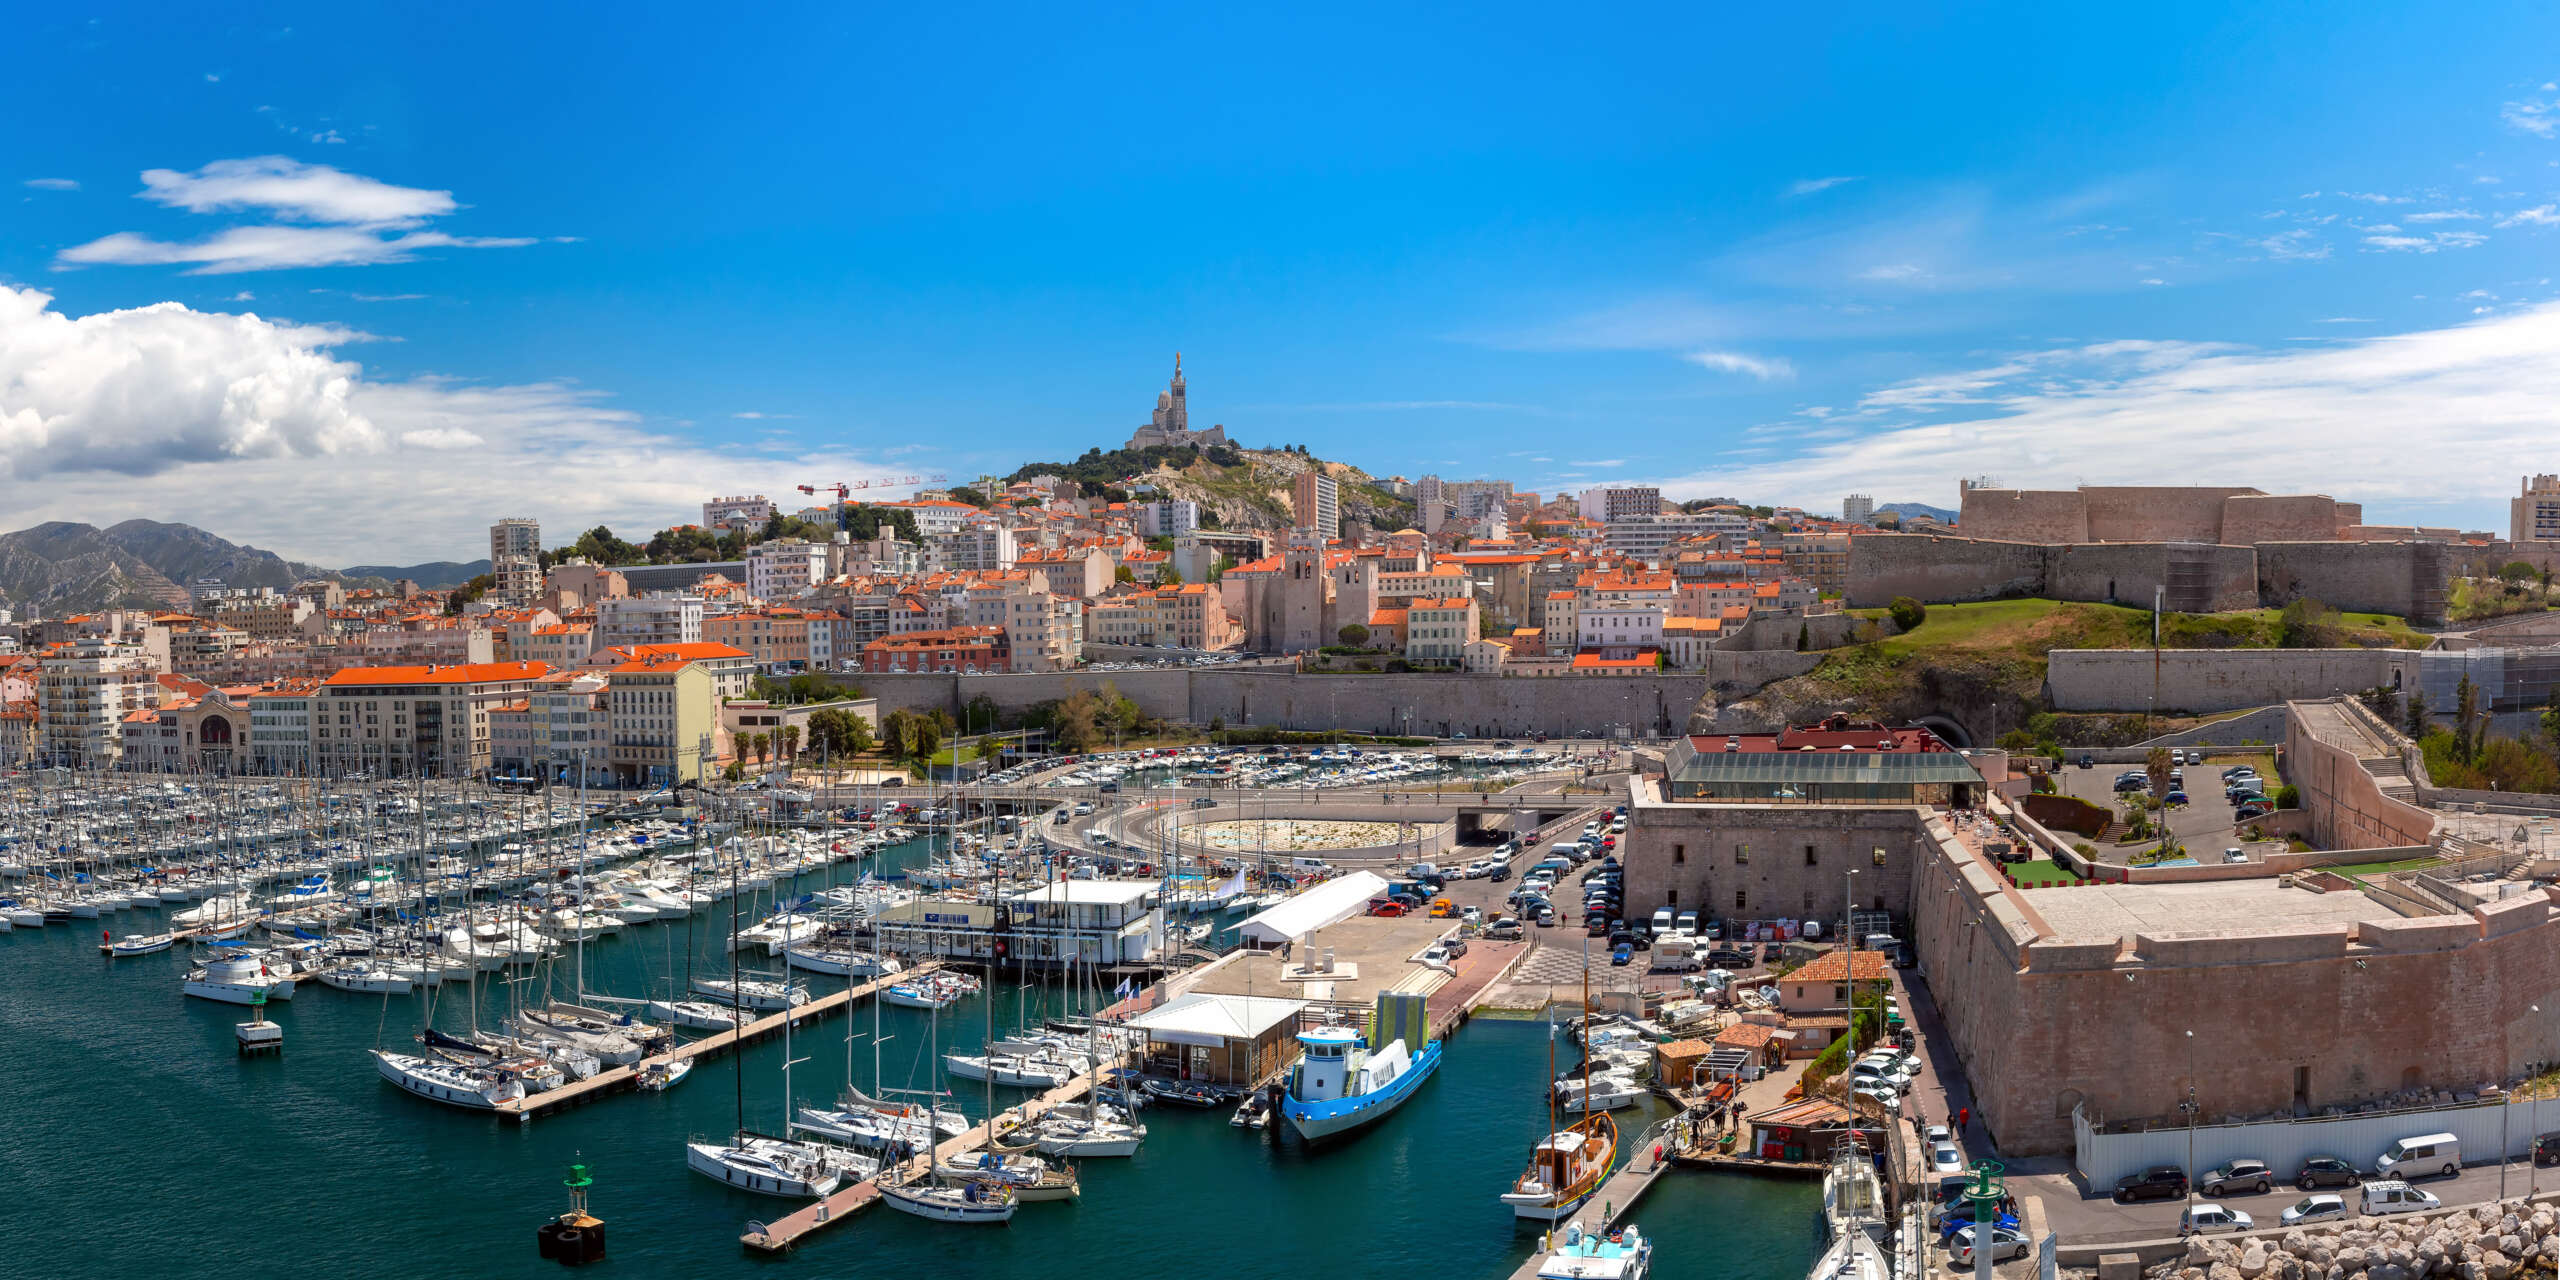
[750,732,770,766]
[2144,746,2173,801]
[780,724,801,761]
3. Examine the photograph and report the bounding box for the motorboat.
[102,932,175,957]
[1554,1071,1647,1114]
[1142,1077,1230,1108]
[879,971,978,1009]
[636,1059,694,1092]
[1536,1220,1653,1280]
[182,951,298,1004]
[1023,1106,1145,1157]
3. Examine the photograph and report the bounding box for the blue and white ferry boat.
[1281,991,1441,1141]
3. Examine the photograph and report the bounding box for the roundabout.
[1187,818,1421,853]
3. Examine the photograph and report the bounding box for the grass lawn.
[1844,598,2426,659]
[2327,855,2445,881]
[2007,858,2085,886]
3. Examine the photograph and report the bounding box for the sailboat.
[686,835,877,1198]
[1502,948,1618,1222]
[794,962,968,1153]
[1821,1135,1887,1245]
[883,953,1026,1223]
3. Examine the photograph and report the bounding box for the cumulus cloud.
[55,156,544,275]
[1642,304,2560,525]
[2362,231,2487,253]
[1682,349,1796,381]
[2500,205,2560,228]
[2505,98,2560,138]
[0,288,899,562]
[1786,176,1859,197]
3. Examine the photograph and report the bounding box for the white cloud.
[1569,459,1626,468]
[0,288,902,561]
[227,291,255,302]
[2141,278,2166,286]
[58,226,536,274]
[136,157,454,226]
[2404,210,2482,222]
[731,411,797,420]
[2316,316,2375,323]
[57,157,545,276]
[1859,262,1927,281]
[2337,191,2407,204]
[2504,98,2560,138]
[1645,304,2560,525]
[23,178,79,191]
[1682,349,1796,381]
[2362,231,2487,254]
[2257,230,2329,260]
[2499,205,2560,227]
[204,73,219,83]
[1786,176,1859,197]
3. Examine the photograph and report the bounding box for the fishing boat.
[1535,1220,1654,1280]
[1280,991,1441,1143]
[1503,952,1619,1221]
[101,931,174,956]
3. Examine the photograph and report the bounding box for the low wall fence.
[2073,1093,2560,1191]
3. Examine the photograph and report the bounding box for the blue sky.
[8,2,2560,561]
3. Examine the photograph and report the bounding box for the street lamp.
[2181,1030,2199,1201]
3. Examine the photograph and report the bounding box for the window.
[1672,843,1685,864]
[1734,844,1748,865]
[1872,847,1888,867]
[1804,844,1818,867]
[1735,890,1746,911]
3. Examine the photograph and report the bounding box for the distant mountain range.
[0,520,406,615]
[1877,501,1957,525]
[340,560,489,590]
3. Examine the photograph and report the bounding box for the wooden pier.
[740,1049,1128,1253]
[490,963,941,1120]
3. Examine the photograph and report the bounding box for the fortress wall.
[2223,494,2348,545]
[2080,486,2260,543]
[1957,488,2089,543]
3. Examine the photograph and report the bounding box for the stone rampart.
[2050,541,2257,611]
[1958,488,2090,543]
[2223,493,2348,545]
[2257,540,2450,625]
[1844,534,2050,607]
[2080,486,2261,543]
[2130,926,2350,967]
[2046,649,2416,713]
[2286,701,2439,850]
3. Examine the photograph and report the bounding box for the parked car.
[2295,1155,2362,1189]
[1950,1225,2030,1267]
[2200,1159,2275,1196]
[2360,1180,2441,1216]
[2280,1194,2350,1227]
[2078,755,2095,769]
[1610,942,1634,966]
[1929,1141,1965,1175]
[1925,1124,1953,1146]
[2236,801,2276,821]
[2114,1165,2190,1203]
[2179,1204,2253,1236]
[2115,775,2148,793]
[1460,905,1484,926]
[2536,1134,2560,1166]
[2164,790,2190,806]
[1484,917,1525,940]
[1705,947,1755,969]
[1366,898,1408,917]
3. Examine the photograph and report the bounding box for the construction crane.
[796,473,949,503]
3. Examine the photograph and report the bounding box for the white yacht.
[690,975,809,1012]
[647,998,743,1032]
[371,1050,527,1110]
[684,1132,872,1198]
[1536,1220,1654,1280]
[881,1178,1015,1224]
[182,951,298,1004]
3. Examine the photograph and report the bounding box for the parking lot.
[2053,750,2284,864]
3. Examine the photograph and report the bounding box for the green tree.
[2455,673,2482,765]
[1886,596,1926,633]
[948,486,991,508]
[1796,621,1811,652]
[2404,688,2431,738]
[880,709,917,760]
[1338,623,1370,647]
[2541,693,2560,754]
[843,715,875,755]
[2145,745,2173,800]
[443,573,497,615]
[963,692,999,736]
[1114,564,1136,584]
[748,732,770,766]
[2500,561,2539,583]
[780,724,800,761]
[2278,597,2342,648]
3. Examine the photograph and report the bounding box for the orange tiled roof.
[321,661,550,686]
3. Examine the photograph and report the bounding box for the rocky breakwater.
[2137,1204,2560,1280]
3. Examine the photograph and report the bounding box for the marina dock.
[493,962,942,1119]
[740,1049,1129,1252]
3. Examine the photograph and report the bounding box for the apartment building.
[1292,471,1340,538]
[1404,596,1480,668]
[2515,475,2560,544]
[1085,582,1233,651]
[246,678,323,775]
[602,641,757,701]
[209,594,317,642]
[490,517,543,605]
[594,596,703,651]
[961,578,1071,670]
[702,494,777,531]
[313,661,552,778]
[1578,486,1663,523]
[530,671,609,785]
[745,538,828,603]
[601,652,718,787]
[931,524,1019,575]
[1601,510,1753,560]
[38,635,163,766]
[859,626,1010,674]
[1137,499,1199,538]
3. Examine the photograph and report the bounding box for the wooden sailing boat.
[1501,939,1618,1222]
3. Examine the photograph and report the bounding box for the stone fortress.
[1619,701,2560,1158]
[1846,482,2461,624]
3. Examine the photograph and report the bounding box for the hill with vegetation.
[1014,441,1414,536]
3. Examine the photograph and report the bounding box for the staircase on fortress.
[2361,754,2419,804]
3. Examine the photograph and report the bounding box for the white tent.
[1121,992,1310,1047]
[1233,871,1389,947]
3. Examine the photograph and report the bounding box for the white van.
[1653,935,1702,972]
[1651,907,1676,937]
[2360,1180,2442,1216]
[2375,1132,2461,1181]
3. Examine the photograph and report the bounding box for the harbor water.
[0,833,1822,1278]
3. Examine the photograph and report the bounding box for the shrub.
[1887,596,1926,633]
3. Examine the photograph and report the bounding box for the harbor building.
[870,878,1168,968]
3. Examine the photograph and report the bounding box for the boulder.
[2336,1246,2370,1274]
[2480,1249,2516,1280]
[2242,1243,2273,1278]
